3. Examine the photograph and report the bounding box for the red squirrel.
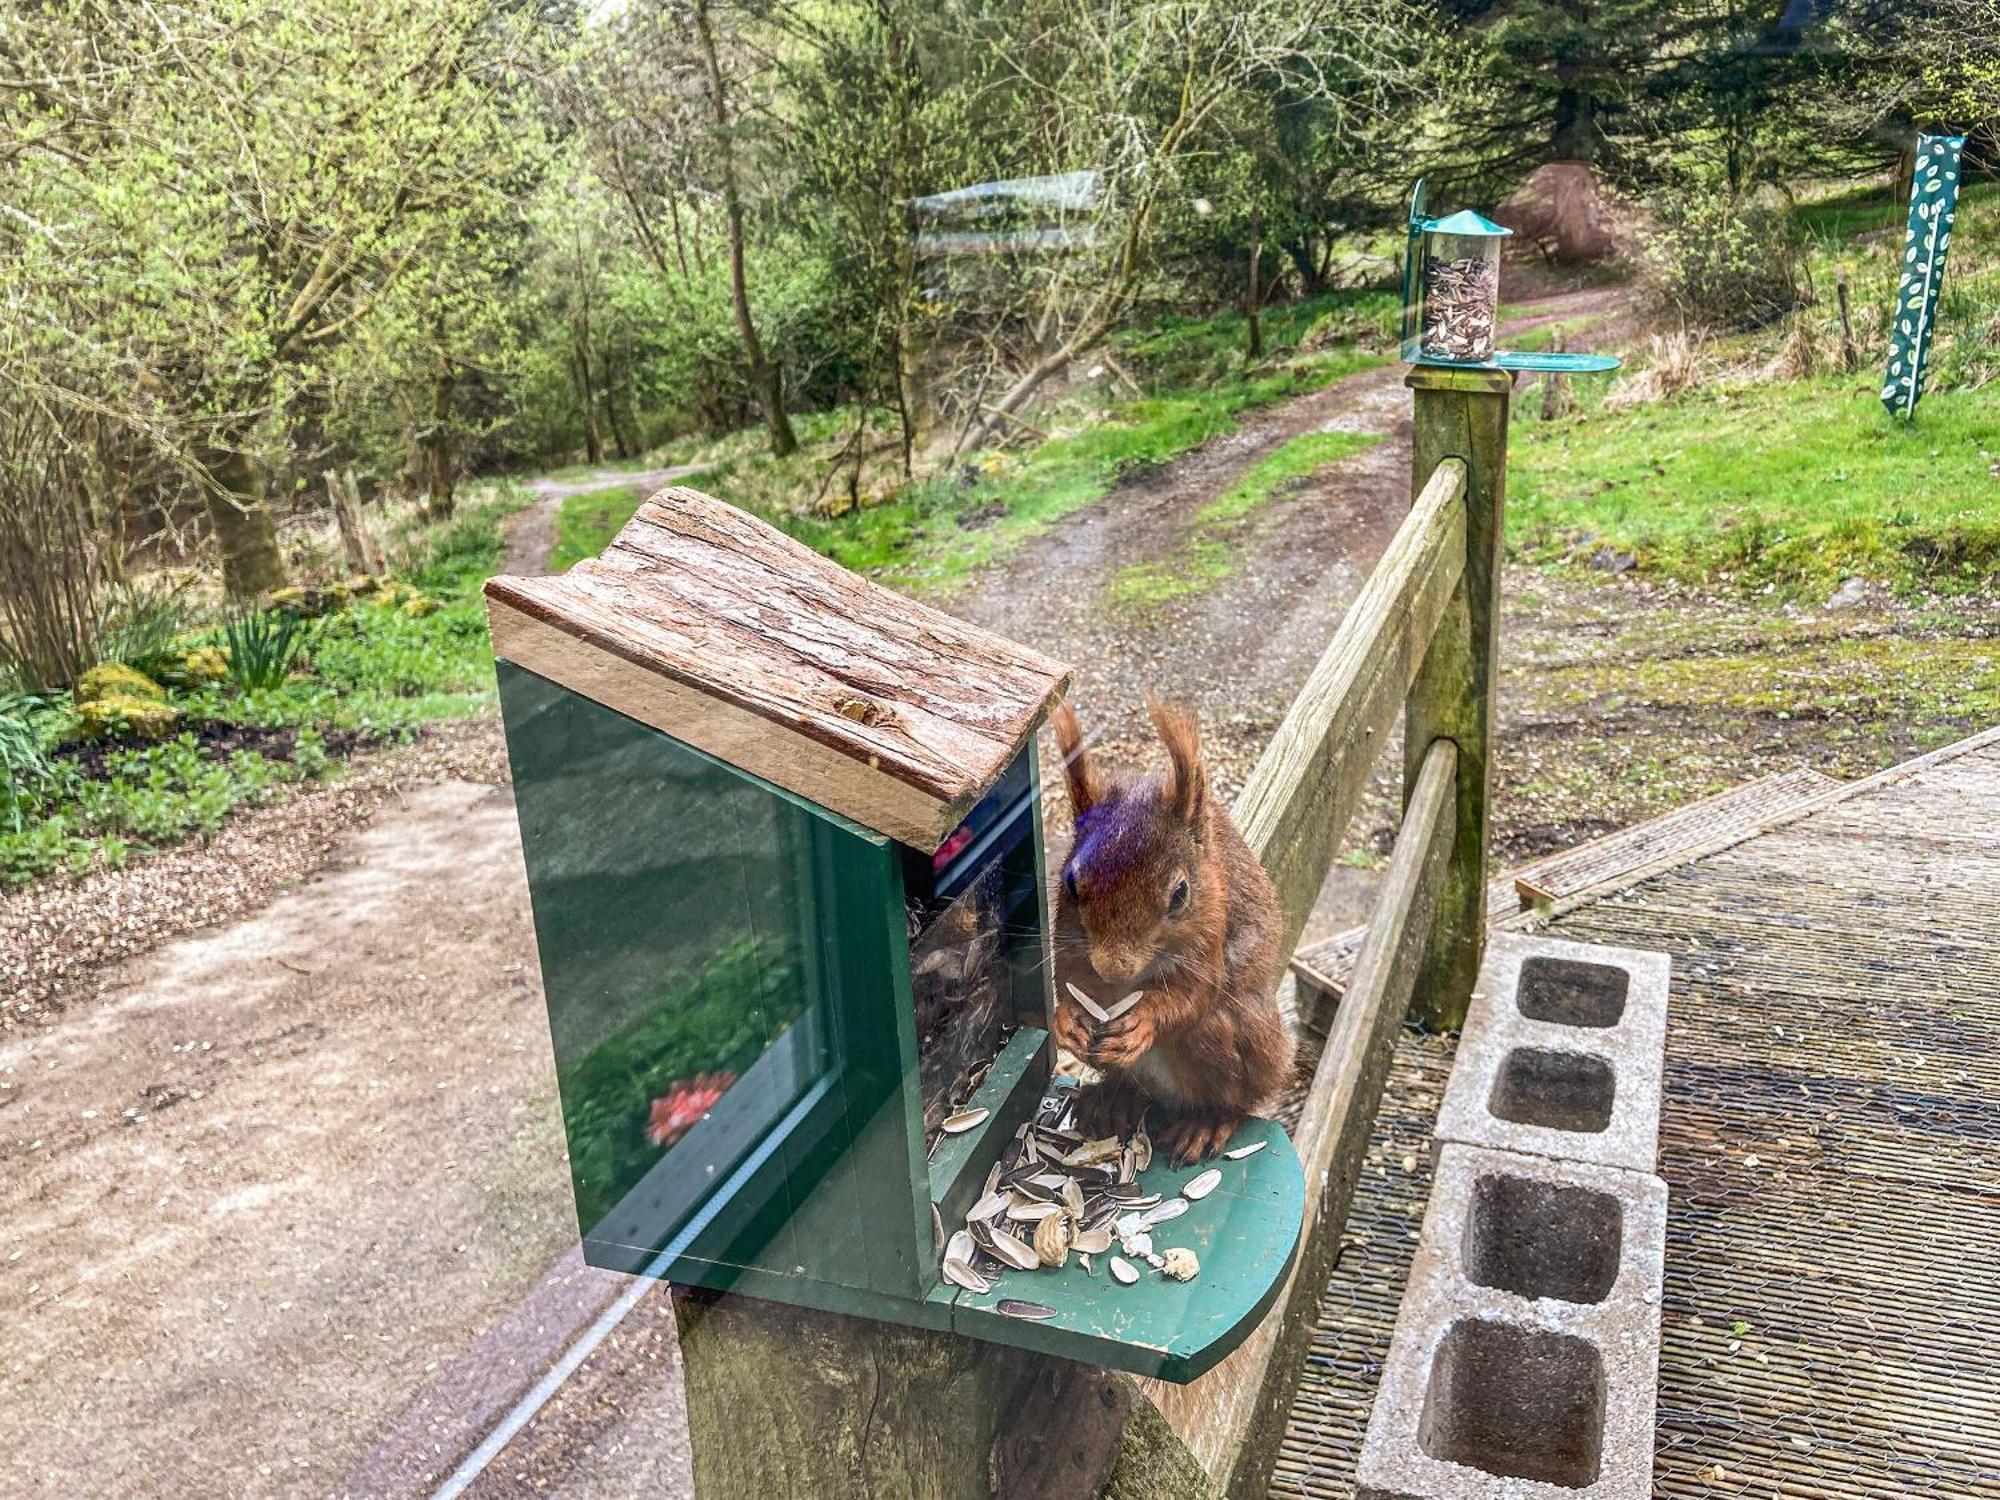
[1048,697,1292,1162]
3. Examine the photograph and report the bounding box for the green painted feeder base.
[935,1106,1305,1383]
[1400,339,1621,375]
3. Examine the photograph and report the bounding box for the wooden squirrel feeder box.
[486,487,1305,1381]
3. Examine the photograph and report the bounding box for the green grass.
[1512,376,2000,593]
[549,484,646,572]
[1196,430,1381,526]
[1106,541,1235,610]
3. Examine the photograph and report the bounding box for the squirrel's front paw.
[1051,994,1096,1063]
[1087,1006,1156,1069]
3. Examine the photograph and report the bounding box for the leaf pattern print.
[1882,134,1965,419]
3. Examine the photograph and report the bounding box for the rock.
[269,584,344,618]
[1825,577,1869,610]
[155,645,229,688]
[74,693,180,741]
[1496,162,1637,266]
[1588,547,1638,576]
[74,662,166,704]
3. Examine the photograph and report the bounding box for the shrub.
[0,693,53,832]
[222,609,309,690]
[0,395,106,690]
[96,579,193,678]
[73,694,181,741]
[1642,187,1805,332]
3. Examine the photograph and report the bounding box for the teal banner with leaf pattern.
[1882,134,1965,419]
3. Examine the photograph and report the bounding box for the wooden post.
[1540,328,1569,421]
[674,1290,1213,1499]
[1836,267,1859,373]
[326,467,383,575]
[1402,366,1513,1030]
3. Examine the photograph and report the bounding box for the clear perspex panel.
[501,660,933,1315]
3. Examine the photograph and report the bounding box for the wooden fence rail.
[676,366,1515,1500]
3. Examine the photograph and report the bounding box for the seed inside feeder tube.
[1420,254,1499,363]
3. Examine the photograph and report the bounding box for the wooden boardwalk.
[1270,728,2000,1499]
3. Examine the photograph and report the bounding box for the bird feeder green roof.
[1423,208,1512,238]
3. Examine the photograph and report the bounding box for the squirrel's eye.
[1168,876,1191,915]
[1064,867,1079,900]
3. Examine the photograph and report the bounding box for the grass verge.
[1511,377,2000,593]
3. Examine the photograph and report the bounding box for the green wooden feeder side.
[498,659,934,1315]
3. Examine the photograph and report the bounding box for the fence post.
[1402,366,1513,1030]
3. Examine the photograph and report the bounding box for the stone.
[1586,547,1636,576]
[1825,576,1869,610]
[74,662,166,704]
[73,693,180,741]
[1355,1143,1667,1500]
[1433,933,1668,1176]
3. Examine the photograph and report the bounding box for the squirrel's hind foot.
[1156,1106,1244,1165]
[1074,1074,1151,1140]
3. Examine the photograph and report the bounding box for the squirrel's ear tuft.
[1050,699,1099,819]
[1147,695,1206,827]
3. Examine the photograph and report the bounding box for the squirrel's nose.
[1089,947,1145,987]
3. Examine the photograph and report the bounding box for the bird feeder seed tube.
[1418,210,1510,364]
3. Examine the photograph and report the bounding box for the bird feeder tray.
[484,487,1305,1381]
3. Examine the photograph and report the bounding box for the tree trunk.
[326,467,384,575]
[603,350,637,460]
[201,443,289,600]
[424,367,457,521]
[1551,85,1597,164]
[1245,209,1264,360]
[1282,240,1323,297]
[575,341,604,465]
[692,0,798,459]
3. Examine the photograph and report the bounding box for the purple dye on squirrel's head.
[1049,697,1218,987]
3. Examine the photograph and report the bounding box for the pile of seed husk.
[941,1092,1256,1308]
[1420,253,1499,362]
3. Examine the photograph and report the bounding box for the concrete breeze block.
[1356,1143,1668,1500]
[1433,932,1669,1176]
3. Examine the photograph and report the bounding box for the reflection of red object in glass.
[933,826,973,871]
[647,1072,737,1147]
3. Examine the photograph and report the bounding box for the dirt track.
[0,289,1654,1498]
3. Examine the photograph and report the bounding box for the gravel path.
[498,464,711,579]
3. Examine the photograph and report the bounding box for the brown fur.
[1049,697,1291,1161]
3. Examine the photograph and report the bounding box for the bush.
[0,693,53,832]
[222,609,310,690]
[1642,187,1805,332]
[75,662,167,704]
[96,579,193,678]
